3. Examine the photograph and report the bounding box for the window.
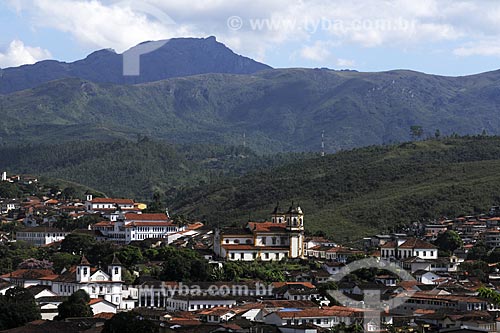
[423,251,427,256]
[114,267,119,275]
[262,237,266,245]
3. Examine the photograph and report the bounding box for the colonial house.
[263,306,387,331]
[213,203,305,261]
[394,292,488,315]
[84,194,139,215]
[167,295,237,312]
[16,227,70,246]
[92,213,184,244]
[0,269,57,288]
[381,238,438,261]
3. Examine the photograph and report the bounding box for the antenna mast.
[321,131,325,157]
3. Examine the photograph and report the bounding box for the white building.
[51,255,134,309]
[16,227,70,246]
[84,195,138,214]
[213,203,305,261]
[0,255,136,310]
[380,238,438,261]
[167,295,237,312]
[92,213,184,244]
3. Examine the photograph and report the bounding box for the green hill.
[0,139,306,200]
[168,136,500,241]
[2,68,500,152]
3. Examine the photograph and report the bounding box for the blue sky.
[1,0,500,76]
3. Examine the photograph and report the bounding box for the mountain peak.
[0,36,271,94]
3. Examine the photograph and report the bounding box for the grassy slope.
[169,137,500,241]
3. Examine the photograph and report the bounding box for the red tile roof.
[0,269,55,280]
[124,213,169,221]
[272,306,364,319]
[399,238,437,249]
[124,221,175,227]
[247,222,287,233]
[91,198,134,204]
[271,282,316,289]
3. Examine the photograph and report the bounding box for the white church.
[213,203,306,261]
[51,255,136,309]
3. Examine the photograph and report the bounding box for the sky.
[1,0,500,76]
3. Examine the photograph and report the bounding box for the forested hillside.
[0,139,307,199]
[168,136,500,240]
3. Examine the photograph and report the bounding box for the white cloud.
[12,0,199,53]
[300,41,332,62]
[7,0,500,65]
[336,58,355,67]
[0,40,51,68]
[298,41,355,68]
[454,39,500,57]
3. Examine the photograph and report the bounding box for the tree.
[102,312,157,333]
[144,191,165,213]
[478,286,500,305]
[434,230,463,254]
[0,287,41,330]
[467,241,489,261]
[434,129,441,139]
[50,252,79,273]
[60,233,96,254]
[61,187,77,200]
[56,290,93,320]
[410,125,424,140]
[17,258,53,270]
[117,245,144,267]
[0,182,21,198]
[158,247,209,282]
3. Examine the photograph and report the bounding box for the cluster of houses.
[3,174,500,332]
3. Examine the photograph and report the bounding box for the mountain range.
[1,63,500,152]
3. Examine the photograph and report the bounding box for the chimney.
[1,172,6,182]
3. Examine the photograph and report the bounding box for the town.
[0,172,499,333]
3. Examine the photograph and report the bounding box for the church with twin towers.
[213,203,305,261]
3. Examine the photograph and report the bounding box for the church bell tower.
[286,203,305,258]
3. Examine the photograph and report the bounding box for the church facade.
[213,204,305,261]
